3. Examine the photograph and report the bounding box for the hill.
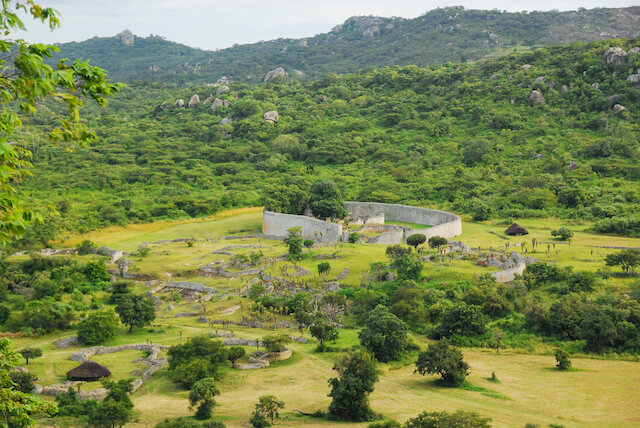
[50,6,640,84]
[14,36,640,240]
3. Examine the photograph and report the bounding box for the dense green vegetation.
[14,36,640,244]
[48,7,640,84]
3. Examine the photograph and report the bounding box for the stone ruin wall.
[262,210,343,242]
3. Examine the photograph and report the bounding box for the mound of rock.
[604,47,627,64]
[263,111,279,123]
[264,67,286,82]
[529,90,545,106]
[188,94,200,108]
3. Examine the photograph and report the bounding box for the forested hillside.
[49,6,640,84]
[15,36,640,244]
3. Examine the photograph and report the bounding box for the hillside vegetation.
[49,6,640,83]
[18,37,640,240]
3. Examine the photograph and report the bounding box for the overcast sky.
[16,0,639,51]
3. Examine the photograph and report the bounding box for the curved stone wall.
[262,210,343,242]
[344,201,462,241]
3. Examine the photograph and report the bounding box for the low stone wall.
[71,343,169,362]
[262,210,343,243]
[345,202,462,242]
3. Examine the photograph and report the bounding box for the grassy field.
[14,208,640,427]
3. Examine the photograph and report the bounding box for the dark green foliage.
[84,260,110,283]
[0,304,10,324]
[227,346,245,365]
[56,387,100,419]
[368,421,401,428]
[359,305,411,362]
[328,350,379,421]
[19,347,42,365]
[555,349,571,370]
[427,236,448,249]
[283,227,304,260]
[317,262,331,277]
[348,232,360,244]
[115,294,156,333]
[7,299,75,334]
[415,338,469,385]
[77,310,119,345]
[262,334,291,353]
[310,319,338,349]
[10,370,37,393]
[605,249,640,273]
[392,255,423,281]
[309,179,347,219]
[403,410,491,428]
[89,398,132,428]
[523,263,572,288]
[250,410,271,428]
[168,336,229,388]
[303,239,314,248]
[262,177,310,215]
[189,377,220,420]
[435,303,487,339]
[406,234,426,249]
[385,244,412,260]
[109,280,133,304]
[230,99,260,119]
[551,227,574,240]
[254,395,285,423]
[77,240,97,255]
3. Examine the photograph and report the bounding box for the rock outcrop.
[264,67,287,82]
[613,104,626,114]
[263,111,279,123]
[188,94,200,108]
[174,99,184,108]
[117,29,134,46]
[216,85,230,95]
[604,47,627,64]
[212,98,230,112]
[529,90,545,106]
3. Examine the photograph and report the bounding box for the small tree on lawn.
[428,236,448,250]
[227,346,245,366]
[605,249,640,274]
[415,338,469,386]
[255,395,285,424]
[115,294,156,333]
[284,227,304,261]
[318,262,331,280]
[328,350,379,421]
[262,335,291,353]
[19,347,42,365]
[310,319,338,350]
[555,349,571,370]
[551,227,574,241]
[487,328,505,354]
[385,244,412,260]
[189,377,220,420]
[303,239,314,249]
[407,234,426,249]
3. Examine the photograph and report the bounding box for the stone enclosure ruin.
[262,201,462,244]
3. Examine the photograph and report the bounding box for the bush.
[10,370,37,393]
[404,410,491,428]
[392,255,423,281]
[84,260,110,283]
[385,244,412,260]
[415,338,469,386]
[77,240,97,255]
[359,305,411,362]
[328,350,378,421]
[406,234,426,249]
[348,232,360,244]
[77,311,119,345]
[435,303,487,339]
[551,227,573,240]
[303,239,314,248]
[555,349,571,370]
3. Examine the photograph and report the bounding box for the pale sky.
[17,0,640,51]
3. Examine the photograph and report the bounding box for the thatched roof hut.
[505,223,529,236]
[66,361,111,382]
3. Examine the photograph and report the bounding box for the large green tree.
[0,0,120,242]
[414,338,469,386]
[309,179,347,220]
[189,377,220,420]
[359,305,411,362]
[327,350,379,421]
[115,294,156,333]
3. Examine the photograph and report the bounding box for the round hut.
[66,361,111,382]
[505,223,529,236]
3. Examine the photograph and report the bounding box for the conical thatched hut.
[505,223,529,236]
[66,361,111,382]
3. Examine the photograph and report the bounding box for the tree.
[115,294,156,333]
[283,227,304,260]
[428,236,448,250]
[555,349,571,370]
[328,350,379,421]
[0,1,121,243]
[77,240,97,255]
[317,262,331,279]
[0,339,56,427]
[392,254,423,281]
[168,336,228,388]
[435,303,487,338]
[359,305,411,362]
[406,234,426,249]
[309,179,347,219]
[551,227,574,241]
[404,410,491,428]
[487,328,505,354]
[0,304,10,325]
[249,410,271,428]
[310,319,338,349]
[90,398,132,428]
[227,346,245,365]
[19,347,42,365]
[77,311,119,345]
[415,338,469,386]
[606,249,640,274]
[385,244,412,260]
[303,239,314,249]
[262,334,291,353]
[85,260,110,283]
[255,395,284,424]
[189,377,220,420]
[10,370,37,393]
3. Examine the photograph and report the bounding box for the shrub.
[328,350,378,421]
[10,370,37,393]
[435,303,487,339]
[76,240,97,255]
[555,349,571,370]
[385,244,412,260]
[303,239,314,248]
[359,305,411,362]
[404,410,491,428]
[77,311,119,345]
[348,232,360,244]
[392,255,423,281]
[84,260,110,283]
[551,227,573,240]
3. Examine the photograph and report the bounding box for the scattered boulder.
[520,64,532,70]
[628,72,640,83]
[202,96,213,105]
[216,85,230,95]
[264,67,287,82]
[505,223,529,236]
[613,104,626,114]
[212,98,230,112]
[591,82,600,90]
[219,117,233,126]
[174,99,184,108]
[362,26,380,39]
[629,47,640,55]
[603,47,627,64]
[568,161,579,171]
[263,111,279,123]
[529,90,545,106]
[188,94,200,108]
[560,84,569,93]
[533,76,546,84]
[55,336,79,349]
